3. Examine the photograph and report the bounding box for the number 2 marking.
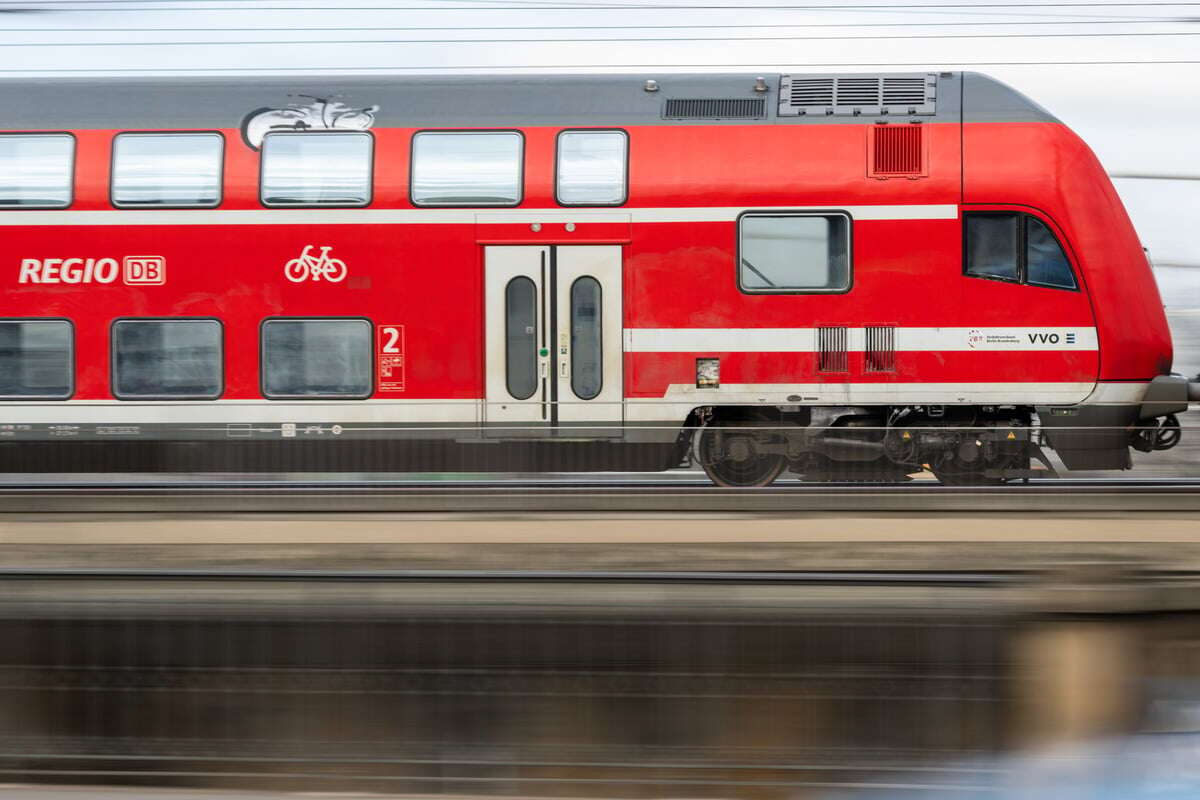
[381,326,401,353]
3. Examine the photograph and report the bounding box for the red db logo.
[123,256,165,285]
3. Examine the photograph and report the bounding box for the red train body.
[0,71,1191,483]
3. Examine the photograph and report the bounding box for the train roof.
[0,70,1056,130]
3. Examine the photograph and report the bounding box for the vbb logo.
[285,245,347,283]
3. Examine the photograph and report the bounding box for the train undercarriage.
[687,403,1185,487]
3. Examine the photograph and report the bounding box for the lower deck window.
[112,319,222,399]
[738,213,851,293]
[0,319,72,398]
[262,318,372,398]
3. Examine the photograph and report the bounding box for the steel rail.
[0,567,1024,586]
[0,478,1197,512]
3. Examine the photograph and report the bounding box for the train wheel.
[697,423,786,488]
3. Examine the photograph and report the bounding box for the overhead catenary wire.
[2,59,1199,73]
[7,19,1197,32]
[6,1,1200,9]
[5,31,1200,46]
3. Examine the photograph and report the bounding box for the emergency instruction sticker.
[377,324,406,392]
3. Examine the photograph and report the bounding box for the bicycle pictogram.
[285,245,347,283]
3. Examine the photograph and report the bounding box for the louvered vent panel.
[864,325,897,373]
[817,326,849,373]
[780,73,937,117]
[882,77,929,106]
[871,125,924,176]
[788,78,834,107]
[837,78,881,105]
[663,97,766,120]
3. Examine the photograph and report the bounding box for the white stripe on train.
[0,204,959,227]
[625,327,1099,353]
[0,382,1151,427]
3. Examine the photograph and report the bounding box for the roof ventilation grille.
[663,97,766,120]
[779,73,937,117]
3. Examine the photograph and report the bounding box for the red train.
[1,71,1196,484]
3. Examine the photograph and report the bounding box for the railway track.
[0,475,1198,512]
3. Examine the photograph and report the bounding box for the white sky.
[3,0,1198,264]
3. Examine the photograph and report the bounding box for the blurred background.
[2,1,1200,798]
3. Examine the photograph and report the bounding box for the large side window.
[965,212,1077,290]
[112,319,223,399]
[411,131,522,207]
[737,212,851,293]
[0,135,74,209]
[261,132,373,207]
[556,130,627,206]
[262,318,372,399]
[0,319,73,399]
[111,133,223,208]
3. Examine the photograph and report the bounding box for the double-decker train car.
[1,71,1196,484]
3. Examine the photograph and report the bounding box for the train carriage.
[0,70,1195,484]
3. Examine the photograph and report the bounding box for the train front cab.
[961,73,1193,471]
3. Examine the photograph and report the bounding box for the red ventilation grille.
[870,125,925,178]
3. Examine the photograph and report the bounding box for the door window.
[569,277,603,400]
[505,277,538,400]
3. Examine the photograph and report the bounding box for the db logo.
[285,245,347,283]
[123,256,166,285]
[18,256,166,285]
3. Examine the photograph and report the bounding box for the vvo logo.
[1027,331,1077,346]
[19,256,166,285]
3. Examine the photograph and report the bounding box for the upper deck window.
[0,135,74,209]
[111,133,223,208]
[556,130,628,206]
[737,212,851,294]
[410,131,522,207]
[261,132,373,207]
[965,212,1077,290]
